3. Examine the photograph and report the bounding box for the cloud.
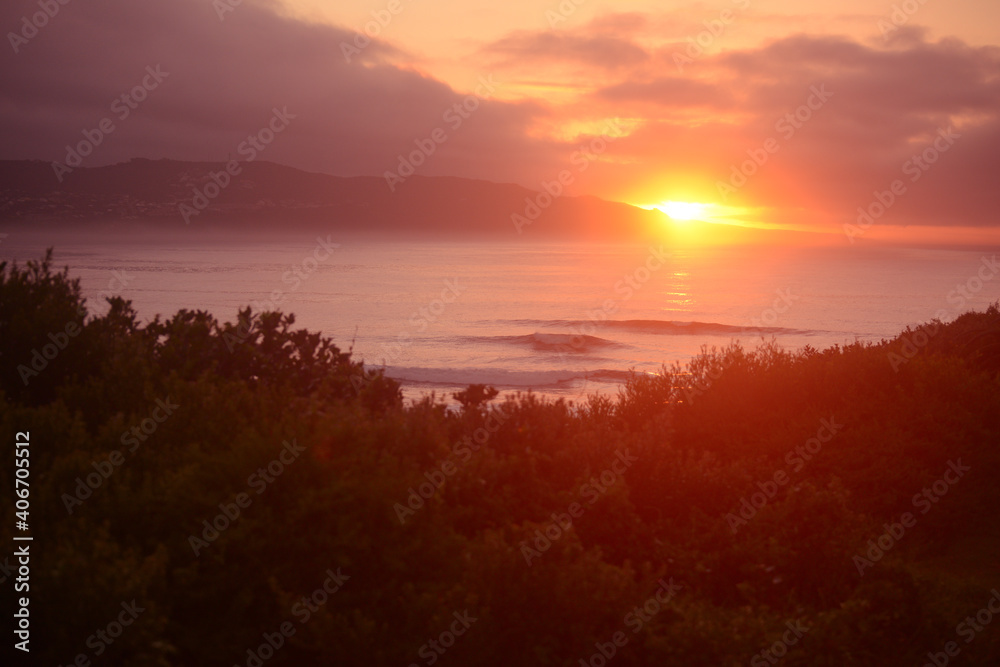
[703,34,1000,226]
[595,77,733,108]
[0,0,563,185]
[545,25,1000,228]
[483,31,650,71]
[2,0,999,230]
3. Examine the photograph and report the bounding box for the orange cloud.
[2,0,999,239]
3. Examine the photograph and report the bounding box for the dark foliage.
[2,253,999,666]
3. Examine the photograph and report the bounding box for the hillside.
[0,158,662,238]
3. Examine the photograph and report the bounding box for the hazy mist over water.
[3,228,997,404]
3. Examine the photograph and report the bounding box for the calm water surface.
[3,229,997,404]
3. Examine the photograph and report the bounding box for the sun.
[658,201,707,221]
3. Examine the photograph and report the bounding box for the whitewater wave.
[494,319,818,336]
[384,366,631,389]
[461,332,621,353]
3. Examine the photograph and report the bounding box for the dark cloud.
[0,0,562,185]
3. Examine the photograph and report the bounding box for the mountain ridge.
[0,158,664,238]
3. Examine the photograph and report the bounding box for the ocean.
[3,229,998,405]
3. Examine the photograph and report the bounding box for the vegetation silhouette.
[2,250,999,665]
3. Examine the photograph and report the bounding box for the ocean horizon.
[3,229,996,404]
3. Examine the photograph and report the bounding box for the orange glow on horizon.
[657,201,706,222]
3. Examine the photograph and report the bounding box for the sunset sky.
[2,0,999,242]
